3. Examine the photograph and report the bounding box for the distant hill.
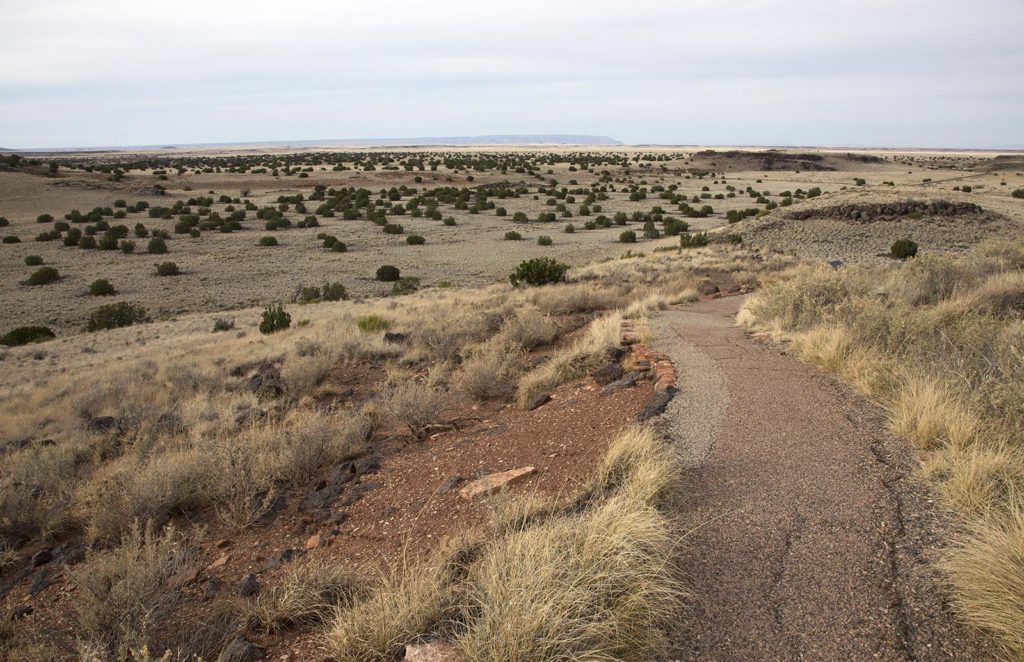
[8,135,623,152]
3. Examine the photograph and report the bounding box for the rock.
[204,577,226,600]
[603,345,627,362]
[435,476,463,495]
[261,548,304,572]
[54,543,86,567]
[600,374,637,395]
[28,571,50,596]
[459,467,538,501]
[218,636,266,662]
[300,484,342,513]
[340,482,382,507]
[403,641,459,661]
[167,564,200,589]
[383,332,408,344]
[590,362,624,386]
[30,548,52,568]
[238,573,260,597]
[86,416,118,433]
[526,393,551,411]
[698,281,720,296]
[10,605,33,620]
[242,363,284,399]
[827,259,844,270]
[636,390,676,422]
[209,553,231,569]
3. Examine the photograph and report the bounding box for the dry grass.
[515,312,623,407]
[741,239,1024,656]
[240,560,362,634]
[321,425,684,661]
[71,522,206,657]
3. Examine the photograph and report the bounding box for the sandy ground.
[653,296,998,660]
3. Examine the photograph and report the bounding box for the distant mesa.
[11,134,623,152]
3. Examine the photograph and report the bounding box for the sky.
[0,0,1022,149]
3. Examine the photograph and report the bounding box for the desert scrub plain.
[2,145,1021,337]
[2,146,1024,660]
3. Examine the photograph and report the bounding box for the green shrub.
[376,265,401,282]
[212,318,235,332]
[619,230,636,243]
[155,261,180,276]
[89,278,116,296]
[78,235,97,249]
[259,304,291,334]
[642,221,660,239]
[0,217,7,227]
[24,255,43,266]
[1,325,55,346]
[537,235,553,246]
[509,257,569,287]
[383,223,404,234]
[679,232,708,249]
[443,217,457,226]
[36,213,54,223]
[120,240,135,254]
[890,238,918,260]
[356,315,389,332]
[563,224,575,233]
[406,235,425,245]
[259,236,279,246]
[1012,188,1024,199]
[504,231,522,241]
[23,266,60,285]
[391,277,420,296]
[321,282,348,302]
[147,237,168,254]
[2,235,20,244]
[86,302,149,331]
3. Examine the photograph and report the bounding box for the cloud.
[0,0,1021,147]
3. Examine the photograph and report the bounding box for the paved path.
[652,296,995,661]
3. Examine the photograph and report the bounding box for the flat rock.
[459,467,537,501]
[404,641,459,661]
[526,393,551,411]
[218,636,266,662]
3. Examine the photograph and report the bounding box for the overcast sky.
[1,0,1022,149]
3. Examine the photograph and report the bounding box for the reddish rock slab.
[458,466,538,501]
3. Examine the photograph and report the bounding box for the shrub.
[260,304,291,334]
[36,213,54,223]
[376,265,401,282]
[619,230,637,243]
[505,231,522,241]
[24,254,43,266]
[0,217,7,227]
[563,224,575,233]
[406,235,425,245]
[89,278,116,296]
[147,237,168,254]
[23,266,60,285]
[86,302,149,331]
[356,315,390,333]
[212,318,235,332]
[642,221,660,239]
[383,223,404,235]
[509,257,570,287]
[890,238,918,260]
[537,235,553,246]
[679,232,708,249]
[120,240,135,254]
[391,277,420,296]
[1,325,55,346]
[78,235,97,249]
[260,236,279,246]
[1012,188,1024,199]
[2,235,20,244]
[321,282,348,302]
[155,261,180,276]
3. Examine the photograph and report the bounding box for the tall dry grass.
[740,240,1024,656]
[321,425,685,661]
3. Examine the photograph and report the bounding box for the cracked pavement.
[652,296,996,661]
